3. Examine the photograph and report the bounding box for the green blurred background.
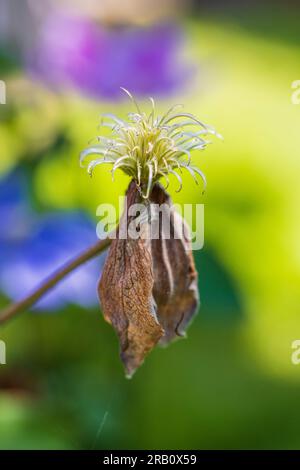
[0,0,300,449]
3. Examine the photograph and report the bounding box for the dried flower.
[80,89,222,198]
[81,91,221,377]
[99,181,199,377]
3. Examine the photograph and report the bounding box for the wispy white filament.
[80,89,222,197]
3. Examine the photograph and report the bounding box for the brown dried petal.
[99,181,199,377]
[98,182,163,377]
[150,184,199,344]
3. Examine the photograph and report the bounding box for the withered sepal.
[98,181,199,377]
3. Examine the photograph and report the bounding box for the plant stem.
[0,237,111,326]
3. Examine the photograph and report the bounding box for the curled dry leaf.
[98,181,199,377]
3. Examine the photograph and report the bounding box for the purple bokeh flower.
[0,170,102,311]
[28,10,190,99]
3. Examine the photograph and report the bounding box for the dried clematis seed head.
[81,91,220,376]
[98,181,199,377]
[80,88,222,199]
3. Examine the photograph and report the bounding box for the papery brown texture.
[99,181,199,377]
[150,184,199,344]
[98,181,163,377]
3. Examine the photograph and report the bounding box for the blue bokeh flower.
[0,170,102,311]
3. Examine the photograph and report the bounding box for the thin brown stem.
[0,237,111,326]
